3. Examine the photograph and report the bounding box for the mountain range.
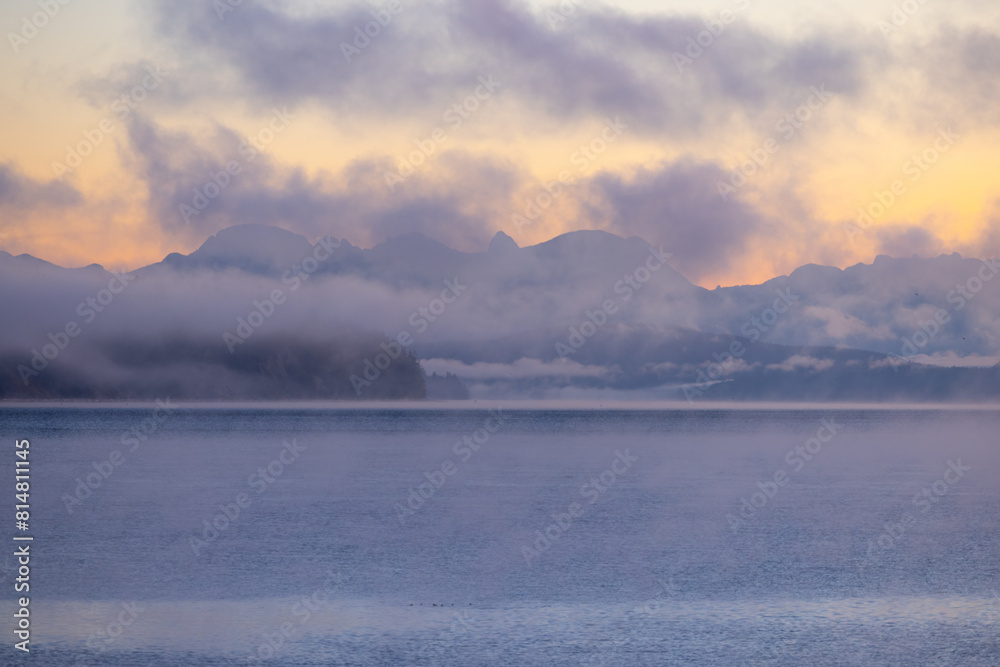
[1,224,998,401]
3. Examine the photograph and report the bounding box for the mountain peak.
[162,224,315,276]
[378,232,448,250]
[203,224,312,252]
[488,231,519,253]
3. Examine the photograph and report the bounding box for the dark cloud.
[123,110,782,269]
[148,0,870,133]
[74,60,173,113]
[876,224,946,258]
[973,201,1000,259]
[123,115,520,251]
[926,25,1000,122]
[584,160,769,281]
[0,164,81,212]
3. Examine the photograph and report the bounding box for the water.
[1,404,998,665]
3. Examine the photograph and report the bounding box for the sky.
[1,0,998,287]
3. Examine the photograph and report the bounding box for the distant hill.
[1,224,997,401]
[0,334,425,400]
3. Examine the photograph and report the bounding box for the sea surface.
[1,403,998,665]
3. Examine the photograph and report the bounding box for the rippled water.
[2,405,998,665]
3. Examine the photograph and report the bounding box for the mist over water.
[4,405,999,665]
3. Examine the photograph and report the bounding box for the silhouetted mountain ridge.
[2,225,997,401]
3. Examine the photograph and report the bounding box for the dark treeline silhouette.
[0,333,425,400]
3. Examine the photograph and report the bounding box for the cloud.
[0,164,81,212]
[148,0,870,133]
[123,114,521,251]
[921,25,1000,124]
[690,358,757,374]
[585,160,770,281]
[803,306,895,340]
[139,0,1000,152]
[876,224,946,258]
[422,357,612,379]
[766,355,835,372]
[970,200,1000,259]
[22,0,1000,276]
[910,352,1000,368]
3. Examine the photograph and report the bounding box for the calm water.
[1,405,998,665]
